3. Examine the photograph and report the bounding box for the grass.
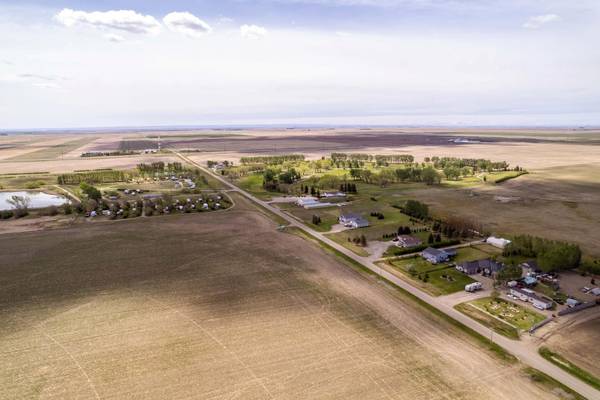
[426,268,478,295]
[471,297,546,330]
[326,231,370,257]
[453,245,499,263]
[236,174,272,200]
[387,256,476,296]
[455,297,546,339]
[539,347,600,391]
[522,367,586,400]
[454,302,520,339]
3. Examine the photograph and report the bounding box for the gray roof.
[423,247,447,258]
[459,259,504,274]
[340,213,362,220]
[511,287,552,305]
[353,217,369,227]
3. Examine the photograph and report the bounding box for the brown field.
[540,312,600,379]
[0,196,566,400]
[397,164,600,256]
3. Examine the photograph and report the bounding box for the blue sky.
[1,0,599,128]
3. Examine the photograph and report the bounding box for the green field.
[236,174,272,199]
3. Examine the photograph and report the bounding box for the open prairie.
[0,196,566,400]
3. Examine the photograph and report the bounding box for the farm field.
[6,137,98,161]
[0,201,569,400]
[541,314,600,381]
[456,297,546,340]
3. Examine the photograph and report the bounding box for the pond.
[0,191,70,211]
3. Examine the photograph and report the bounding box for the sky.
[1,0,599,129]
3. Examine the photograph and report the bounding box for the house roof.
[423,247,446,258]
[352,217,369,226]
[397,235,422,246]
[340,212,362,220]
[511,287,552,305]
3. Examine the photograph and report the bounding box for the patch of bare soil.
[542,314,600,379]
[0,208,563,399]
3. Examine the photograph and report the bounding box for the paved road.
[176,152,600,400]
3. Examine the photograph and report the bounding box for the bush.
[0,210,14,219]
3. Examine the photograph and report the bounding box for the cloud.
[55,8,161,35]
[240,24,268,39]
[17,73,62,81]
[32,82,62,90]
[105,33,125,42]
[163,12,212,38]
[523,14,561,29]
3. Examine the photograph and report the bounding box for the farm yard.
[382,247,487,296]
[0,200,572,400]
[383,260,474,296]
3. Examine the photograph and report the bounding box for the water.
[0,191,70,211]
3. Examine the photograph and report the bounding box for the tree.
[80,182,101,201]
[495,264,522,283]
[443,166,461,181]
[7,195,30,218]
[427,233,434,244]
[360,235,367,247]
[403,200,429,219]
[422,167,441,185]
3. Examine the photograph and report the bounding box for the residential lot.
[382,246,496,296]
[456,297,546,340]
[0,204,568,400]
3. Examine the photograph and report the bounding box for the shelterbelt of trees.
[503,235,582,273]
[220,153,520,189]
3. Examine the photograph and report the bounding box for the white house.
[339,213,369,229]
[296,196,318,207]
[486,236,511,249]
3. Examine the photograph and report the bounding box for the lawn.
[455,297,546,339]
[453,245,499,263]
[454,302,520,340]
[236,174,272,200]
[327,231,370,257]
[386,256,476,296]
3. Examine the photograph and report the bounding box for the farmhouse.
[395,235,422,248]
[339,213,369,229]
[422,247,454,264]
[486,236,512,249]
[510,287,553,310]
[457,259,505,276]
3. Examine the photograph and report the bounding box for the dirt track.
[0,203,567,399]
